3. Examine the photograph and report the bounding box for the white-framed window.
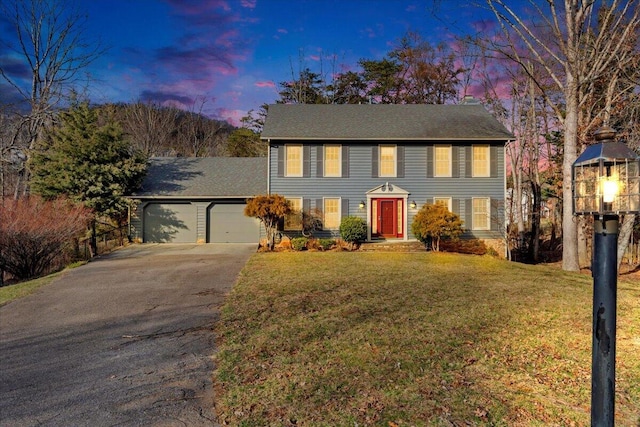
[473,145,490,177]
[434,145,452,177]
[284,197,303,230]
[472,197,491,230]
[379,145,396,177]
[285,145,303,177]
[434,197,452,212]
[323,198,341,230]
[324,144,341,177]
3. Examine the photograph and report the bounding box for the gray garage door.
[208,203,260,243]
[144,203,197,243]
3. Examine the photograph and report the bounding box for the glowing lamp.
[572,127,640,215]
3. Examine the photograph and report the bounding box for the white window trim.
[324,144,342,177]
[323,197,341,230]
[472,144,490,178]
[433,197,452,212]
[285,144,303,177]
[284,197,303,231]
[434,145,452,177]
[379,144,397,178]
[472,197,491,231]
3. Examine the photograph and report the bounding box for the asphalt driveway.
[0,243,255,426]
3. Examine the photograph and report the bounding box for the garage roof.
[261,103,514,141]
[133,157,267,198]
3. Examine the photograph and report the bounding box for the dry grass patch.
[214,252,640,426]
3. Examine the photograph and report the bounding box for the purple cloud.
[139,90,195,107]
[110,0,254,117]
[0,55,31,79]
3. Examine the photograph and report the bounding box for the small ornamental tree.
[411,204,463,251]
[339,216,368,250]
[244,194,291,250]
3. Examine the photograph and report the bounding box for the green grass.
[0,261,86,306]
[214,252,640,426]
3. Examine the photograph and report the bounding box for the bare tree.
[122,102,179,156]
[175,98,226,157]
[484,0,640,271]
[0,0,103,196]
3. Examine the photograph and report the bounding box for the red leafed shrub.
[0,197,92,281]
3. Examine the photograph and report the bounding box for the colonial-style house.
[261,101,514,242]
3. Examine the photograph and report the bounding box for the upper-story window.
[473,145,490,177]
[379,145,396,177]
[434,145,452,177]
[285,145,303,177]
[324,145,341,177]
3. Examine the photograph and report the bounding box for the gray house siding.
[269,141,505,240]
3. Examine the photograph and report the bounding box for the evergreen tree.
[29,102,147,223]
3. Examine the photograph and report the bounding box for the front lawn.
[214,252,640,426]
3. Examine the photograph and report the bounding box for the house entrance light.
[572,126,640,427]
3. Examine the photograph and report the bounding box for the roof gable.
[134,157,267,198]
[261,104,514,141]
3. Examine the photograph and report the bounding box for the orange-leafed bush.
[0,197,92,281]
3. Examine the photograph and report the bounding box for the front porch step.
[359,240,425,252]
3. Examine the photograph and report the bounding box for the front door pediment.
[366,182,409,196]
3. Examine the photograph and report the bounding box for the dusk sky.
[1,0,502,126]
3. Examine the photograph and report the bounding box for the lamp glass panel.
[574,164,600,213]
[627,162,640,212]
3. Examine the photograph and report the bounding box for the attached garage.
[143,203,197,243]
[130,157,267,244]
[208,203,260,243]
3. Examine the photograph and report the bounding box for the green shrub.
[339,216,367,246]
[291,237,308,251]
[318,238,336,251]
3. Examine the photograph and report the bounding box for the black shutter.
[465,146,472,178]
[342,199,349,218]
[452,198,460,216]
[316,199,324,229]
[426,145,433,178]
[490,146,498,178]
[372,146,378,178]
[277,145,284,177]
[490,198,497,230]
[317,146,323,178]
[466,199,473,231]
[303,146,311,178]
[303,199,311,214]
[342,145,349,178]
[452,146,460,178]
[397,145,405,178]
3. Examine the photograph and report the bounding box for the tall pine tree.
[30,102,147,223]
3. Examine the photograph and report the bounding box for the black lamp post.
[572,127,640,426]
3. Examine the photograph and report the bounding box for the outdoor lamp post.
[572,126,640,426]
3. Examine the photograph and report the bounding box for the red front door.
[380,201,395,236]
[374,198,403,238]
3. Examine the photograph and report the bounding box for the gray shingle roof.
[134,157,267,198]
[261,104,514,141]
